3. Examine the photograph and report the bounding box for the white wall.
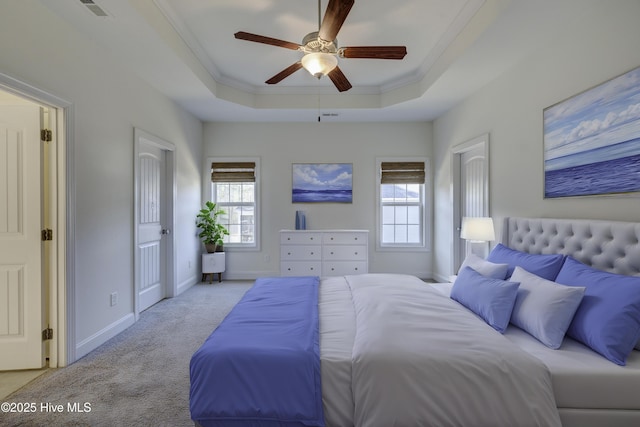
[204,122,433,279]
[0,1,203,360]
[432,1,640,280]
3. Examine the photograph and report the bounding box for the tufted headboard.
[501,217,640,277]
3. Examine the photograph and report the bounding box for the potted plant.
[196,201,229,253]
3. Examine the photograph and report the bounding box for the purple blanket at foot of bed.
[190,276,325,427]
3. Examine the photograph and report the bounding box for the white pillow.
[459,253,508,279]
[510,266,585,349]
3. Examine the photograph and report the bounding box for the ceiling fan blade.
[327,66,352,92]
[234,31,301,50]
[265,62,304,85]
[341,46,407,60]
[319,0,355,42]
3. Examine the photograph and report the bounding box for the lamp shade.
[460,217,495,242]
[301,52,338,78]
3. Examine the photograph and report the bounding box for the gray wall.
[204,122,433,279]
[0,1,203,360]
[432,1,640,280]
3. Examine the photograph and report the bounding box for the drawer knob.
[330,251,334,255]
[331,237,334,240]
[288,252,291,255]
[310,267,314,270]
[287,237,291,240]
[331,268,335,271]
[355,267,358,271]
[354,252,358,255]
[355,237,358,240]
[288,268,291,271]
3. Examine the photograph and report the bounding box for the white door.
[452,135,489,271]
[460,145,488,258]
[0,104,46,370]
[136,142,166,312]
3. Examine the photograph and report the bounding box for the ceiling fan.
[234,0,407,92]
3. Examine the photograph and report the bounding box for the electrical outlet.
[264,254,270,263]
[110,292,118,307]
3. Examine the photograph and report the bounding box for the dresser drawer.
[281,261,322,276]
[280,230,368,277]
[280,245,321,261]
[323,261,368,276]
[280,232,323,245]
[323,232,367,245]
[323,245,367,261]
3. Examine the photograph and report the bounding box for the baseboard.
[75,313,135,360]
[221,270,441,281]
[413,270,432,281]
[177,275,198,295]
[220,270,280,281]
[431,272,453,283]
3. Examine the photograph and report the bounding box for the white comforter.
[320,274,561,427]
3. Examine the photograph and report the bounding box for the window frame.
[376,157,431,252]
[206,157,261,252]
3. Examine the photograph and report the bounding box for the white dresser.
[280,230,368,277]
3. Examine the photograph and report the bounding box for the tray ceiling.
[40,0,594,122]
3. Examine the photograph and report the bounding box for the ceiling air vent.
[79,0,108,17]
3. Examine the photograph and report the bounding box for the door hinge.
[41,129,52,142]
[42,327,53,341]
[41,229,53,241]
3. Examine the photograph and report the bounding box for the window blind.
[211,162,256,182]
[380,161,425,184]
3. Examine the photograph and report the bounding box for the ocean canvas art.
[292,163,353,203]
[544,66,640,198]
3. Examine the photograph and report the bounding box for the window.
[377,159,428,250]
[210,159,259,249]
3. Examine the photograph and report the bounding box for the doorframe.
[0,72,75,367]
[451,133,490,273]
[133,128,176,320]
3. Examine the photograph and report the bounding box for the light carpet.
[2,281,252,427]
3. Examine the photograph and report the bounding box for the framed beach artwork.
[292,163,353,203]
[543,65,640,198]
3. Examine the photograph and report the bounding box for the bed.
[190,217,640,427]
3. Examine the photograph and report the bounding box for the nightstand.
[202,252,225,283]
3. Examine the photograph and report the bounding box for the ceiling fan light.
[301,52,338,78]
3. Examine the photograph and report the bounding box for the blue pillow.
[451,267,520,333]
[487,244,565,280]
[555,257,640,365]
[510,267,585,349]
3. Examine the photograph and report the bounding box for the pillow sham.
[458,253,509,279]
[451,267,520,333]
[487,244,565,280]
[555,257,640,365]
[509,266,585,349]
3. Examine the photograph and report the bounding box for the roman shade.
[211,162,256,182]
[380,162,425,184]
